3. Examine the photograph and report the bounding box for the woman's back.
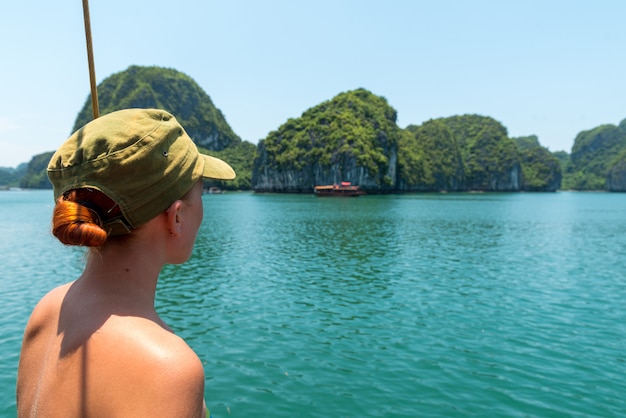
[17,109,234,417]
[17,280,206,417]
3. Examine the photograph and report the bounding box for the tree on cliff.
[513,135,562,191]
[19,152,54,189]
[401,115,522,191]
[73,66,241,152]
[201,141,257,191]
[0,164,27,188]
[563,121,626,190]
[606,155,626,192]
[19,66,252,189]
[252,88,400,192]
[444,115,521,191]
[399,120,465,191]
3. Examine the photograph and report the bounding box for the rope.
[82,0,99,119]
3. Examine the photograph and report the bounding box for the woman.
[16,108,235,417]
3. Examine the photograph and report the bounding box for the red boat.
[313,182,365,197]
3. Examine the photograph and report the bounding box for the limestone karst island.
[3,66,626,193]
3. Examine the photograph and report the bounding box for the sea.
[1,190,625,417]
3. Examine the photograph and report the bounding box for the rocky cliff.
[606,159,626,191]
[515,135,562,192]
[252,89,400,193]
[399,115,524,192]
[397,120,466,191]
[563,121,626,190]
[73,66,241,152]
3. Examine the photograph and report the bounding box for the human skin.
[17,181,208,417]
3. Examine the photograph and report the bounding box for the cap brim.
[201,154,236,180]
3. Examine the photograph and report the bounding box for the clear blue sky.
[1,0,625,167]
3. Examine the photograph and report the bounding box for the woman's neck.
[79,239,165,312]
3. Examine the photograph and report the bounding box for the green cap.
[47,108,236,234]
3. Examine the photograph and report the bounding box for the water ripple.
[3,192,626,417]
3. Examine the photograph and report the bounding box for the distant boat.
[313,182,365,197]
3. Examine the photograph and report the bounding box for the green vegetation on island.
[400,120,464,190]
[257,101,561,192]
[514,135,562,191]
[12,66,254,191]
[0,164,27,189]
[73,66,241,152]
[563,121,626,190]
[202,141,257,191]
[19,152,54,189]
[3,65,625,193]
[253,88,400,192]
[401,115,532,192]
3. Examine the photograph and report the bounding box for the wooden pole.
[82,0,99,119]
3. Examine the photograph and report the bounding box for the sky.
[1,0,625,168]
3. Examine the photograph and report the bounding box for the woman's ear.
[164,200,184,236]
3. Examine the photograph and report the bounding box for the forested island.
[3,66,626,192]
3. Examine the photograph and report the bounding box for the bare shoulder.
[138,324,206,389]
[22,282,72,341]
[101,318,206,417]
[17,282,73,412]
[146,334,204,416]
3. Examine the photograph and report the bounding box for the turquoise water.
[1,190,625,417]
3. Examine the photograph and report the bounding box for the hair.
[52,189,124,247]
[52,181,202,247]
